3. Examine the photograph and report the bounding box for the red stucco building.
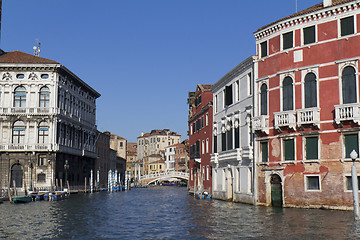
[253,0,360,209]
[188,84,213,194]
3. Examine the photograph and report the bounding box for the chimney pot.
[324,0,332,7]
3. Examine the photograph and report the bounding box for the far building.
[126,142,138,181]
[188,84,213,195]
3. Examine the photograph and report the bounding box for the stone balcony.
[253,115,269,134]
[297,107,320,128]
[335,103,360,125]
[274,110,296,131]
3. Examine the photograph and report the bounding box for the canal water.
[0,187,360,239]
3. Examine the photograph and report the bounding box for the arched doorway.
[11,164,23,188]
[270,174,282,207]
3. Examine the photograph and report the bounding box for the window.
[38,121,49,144]
[222,131,226,151]
[120,142,123,147]
[235,125,240,149]
[248,73,252,96]
[206,138,209,153]
[284,139,295,161]
[260,41,268,57]
[303,26,315,45]
[260,84,268,115]
[13,120,25,144]
[283,77,293,111]
[304,73,317,108]
[206,113,208,126]
[38,155,47,166]
[14,86,26,107]
[214,135,217,154]
[235,80,239,102]
[306,176,320,191]
[345,134,359,159]
[225,85,233,107]
[214,95,218,113]
[202,140,205,155]
[305,137,318,160]
[41,74,49,79]
[341,16,354,37]
[342,66,356,104]
[226,124,233,151]
[261,142,268,163]
[346,176,360,191]
[206,166,209,181]
[39,86,50,107]
[16,74,24,79]
[37,173,46,182]
[283,31,293,50]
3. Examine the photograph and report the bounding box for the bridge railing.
[140,171,189,180]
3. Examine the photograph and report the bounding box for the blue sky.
[1,0,321,142]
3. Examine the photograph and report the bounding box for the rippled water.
[1,187,360,239]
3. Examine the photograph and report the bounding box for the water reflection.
[0,188,360,239]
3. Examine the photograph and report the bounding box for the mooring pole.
[351,150,359,220]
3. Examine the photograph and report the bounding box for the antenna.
[33,39,40,56]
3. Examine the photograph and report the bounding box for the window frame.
[260,41,268,58]
[260,141,269,163]
[344,133,359,159]
[339,15,356,37]
[344,175,360,192]
[14,86,26,108]
[282,138,295,162]
[282,76,294,111]
[12,120,25,144]
[304,136,319,161]
[302,25,316,45]
[304,175,321,192]
[260,82,268,116]
[282,31,294,51]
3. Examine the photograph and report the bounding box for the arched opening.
[11,164,23,188]
[270,174,282,207]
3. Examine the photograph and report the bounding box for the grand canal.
[0,187,360,239]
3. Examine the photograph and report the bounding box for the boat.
[11,195,32,203]
[161,181,178,186]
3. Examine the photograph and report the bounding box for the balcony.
[297,108,320,128]
[274,110,296,131]
[218,148,242,162]
[0,107,57,116]
[253,115,269,134]
[335,103,360,125]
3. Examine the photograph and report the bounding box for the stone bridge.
[140,171,189,185]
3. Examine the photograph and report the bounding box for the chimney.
[324,0,332,7]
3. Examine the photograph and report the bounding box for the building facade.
[188,84,213,194]
[211,57,255,203]
[126,142,138,181]
[165,142,189,173]
[253,0,360,209]
[95,131,111,188]
[0,51,100,192]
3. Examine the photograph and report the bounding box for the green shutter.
[284,139,295,161]
[261,142,268,163]
[306,137,318,160]
[341,16,354,36]
[304,26,315,45]
[345,134,359,158]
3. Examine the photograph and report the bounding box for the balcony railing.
[335,103,360,125]
[297,108,320,128]
[218,148,242,162]
[0,144,53,151]
[274,110,296,131]
[253,115,269,134]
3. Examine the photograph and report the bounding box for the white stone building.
[0,51,100,192]
[165,145,176,171]
[211,56,255,204]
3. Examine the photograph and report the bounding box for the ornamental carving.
[28,72,38,80]
[2,72,12,80]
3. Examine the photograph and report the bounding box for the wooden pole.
[84,177,87,193]
[67,180,70,195]
[7,187,12,203]
[13,180,17,196]
[56,178,59,191]
[60,179,63,191]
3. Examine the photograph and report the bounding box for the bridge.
[140,171,189,185]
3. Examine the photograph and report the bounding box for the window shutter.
[284,139,294,161]
[222,132,226,151]
[214,135,217,153]
[305,73,317,108]
[227,128,233,150]
[306,137,318,160]
[341,16,354,36]
[283,32,293,50]
[283,77,293,111]
[261,142,268,162]
[342,66,356,104]
[345,134,359,158]
[235,127,240,148]
[261,84,268,115]
[260,41,267,57]
[304,26,315,45]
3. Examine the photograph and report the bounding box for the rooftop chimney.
[324,0,332,7]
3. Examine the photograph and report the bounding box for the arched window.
[283,77,293,111]
[13,120,25,144]
[14,86,26,107]
[39,86,50,107]
[260,84,268,115]
[38,121,49,144]
[304,73,317,108]
[342,66,357,104]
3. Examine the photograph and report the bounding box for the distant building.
[211,56,255,204]
[95,131,111,188]
[0,51,100,192]
[109,133,127,182]
[126,142,138,180]
[145,153,165,175]
[137,129,181,177]
[188,84,213,195]
[165,142,189,172]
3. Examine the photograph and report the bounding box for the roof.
[0,51,59,64]
[256,0,354,33]
[197,84,213,91]
[166,143,185,148]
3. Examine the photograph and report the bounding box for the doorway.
[10,164,23,188]
[270,174,282,207]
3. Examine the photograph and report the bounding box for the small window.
[38,155,47,166]
[225,85,233,107]
[261,142,268,163]
[341,16,354,37]
[16,74,24,79]
[346,176,360,191]
[306,176,320,191]
[260,41,268,57]
[41,74,49,79]
[345,134,359,159]
[37,173,46,182]
[283,31,293,50]
[284,139,295,161]
[305,137,318,160]
[303,26,315,45]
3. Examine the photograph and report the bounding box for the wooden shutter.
[283,77,293,111]
[341,16,354,36]
[261,142,268,162]
[260,41,267,57]
[342,66,356,104]
[306,137,318,160]
[303,26,315,45]
[261,84,267,115]
[283,32,293,50]
[345,134,359,158]
[305,73,317,108]
[284,139,294,161]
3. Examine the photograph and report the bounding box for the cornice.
[0,64,58,72]
[254,1,360,41]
